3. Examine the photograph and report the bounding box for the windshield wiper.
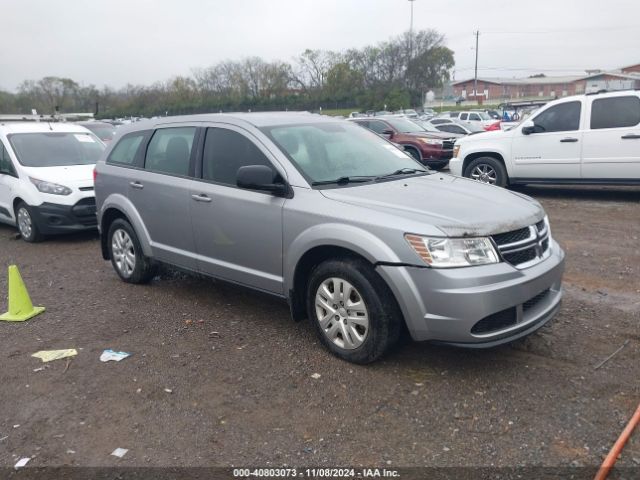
[311,176,376,186]
[375,167,430,182]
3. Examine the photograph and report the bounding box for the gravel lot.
[0,185,638,473]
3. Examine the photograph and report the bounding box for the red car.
[350,116,458,170]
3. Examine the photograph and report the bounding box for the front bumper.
[31,198,98,235]
[376,241,565,346]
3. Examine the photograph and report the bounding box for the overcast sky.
[1,0,638,91]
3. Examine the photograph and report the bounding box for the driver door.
[189,125,285,294]
[510,100,583,180]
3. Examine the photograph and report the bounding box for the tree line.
[0,30,454,118]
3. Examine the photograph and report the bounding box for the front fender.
[99,193,153,257]
[284,222,405,294]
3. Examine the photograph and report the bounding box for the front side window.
[532,101,581,133]
[0,142,17,175]
[202,128,273,186]
[107,132,146,165]
[591,96,640,129]
[9,132,104,167]
[263,122,424,185]
[145,127,196,176]
[367,120,390,134]
[469,113,481,121]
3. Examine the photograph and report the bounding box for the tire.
[107,218,156,284]
[404,146,421,162]
[15,201,43,243]
[306,257,402,364]
[464,156,508,187]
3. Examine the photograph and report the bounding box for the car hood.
[405,131,457,140]
[20,164,95,186]
[457,129,512,145]
[320,173,544,237]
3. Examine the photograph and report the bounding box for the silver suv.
[95,113,565,363]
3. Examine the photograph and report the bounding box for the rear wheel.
[15,202,43,243]
[306,258,402,364]
[107,218,155,284]
[464,156,508,187]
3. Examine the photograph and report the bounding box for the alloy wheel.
[470,164,497,184]
[111,228,136,277]
[17,207,33,239]
[315,277,369,350]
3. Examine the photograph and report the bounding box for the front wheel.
[15,202,43,243]
[107,218,155,284]
[464,156,508,187]
[306,258,402,364]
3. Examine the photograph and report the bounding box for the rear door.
[190,125,285,294]
[127,125,200,270]
[510,100,583,180]
[581,94,640,180]
[0,139,19,223]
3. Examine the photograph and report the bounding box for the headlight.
[418,138,443,146]
[29,177,72,195]
[453,145,461,158]
[405,234,499,268]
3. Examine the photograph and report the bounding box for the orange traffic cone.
[0,265,45,322]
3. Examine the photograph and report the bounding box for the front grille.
[443,139,456,150]
[71,197,97,218]
[79,186,94,191]
[523,289,550,312]
[503,248,537,266]
[491,220,550,268]
[471,307,517,334]
[492,227,531,246]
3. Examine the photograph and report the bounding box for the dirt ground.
[0,185,638,473]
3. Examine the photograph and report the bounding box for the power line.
[481,25,639,34]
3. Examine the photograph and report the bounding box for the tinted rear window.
[9,132,104,167]
[590,96,640,129]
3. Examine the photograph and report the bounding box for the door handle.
[129,181,144,189]
[191,194,212,203]
[560,137,578,143]
[621,134,640,139]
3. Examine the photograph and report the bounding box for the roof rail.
[585,88,639,96]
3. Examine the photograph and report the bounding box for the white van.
[450,90,640,186]
[0,122,105,241]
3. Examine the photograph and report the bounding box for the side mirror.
[237,165,288,196]
[521,120,535,135]
[381,129,394,139]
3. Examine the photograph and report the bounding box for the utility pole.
[409,0,416,59]
[473,30,480,101]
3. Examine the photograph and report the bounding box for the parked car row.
[0,110,568,364]
[1,89,637,363]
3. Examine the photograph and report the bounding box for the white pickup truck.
[449,90,640,187]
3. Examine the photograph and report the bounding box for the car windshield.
[382,117,425,133]
[9,132,105,167]
[416,121,440,132]
[262,122,426,185]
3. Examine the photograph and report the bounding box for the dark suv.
[350,116,456,169]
